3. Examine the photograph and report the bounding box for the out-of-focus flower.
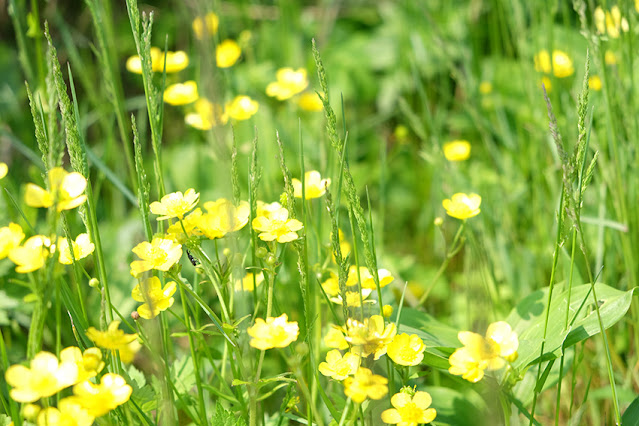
[185,98,228,130]
[5,351,79,402]
[198,199,250,239]
[118,340,141,364]
[163,81,199,105]
[605,50,617,65]
[442,193,481,220]
[540,76,552,93]
[161,51,189,73]
[252,207,303,243]
[72,374,132,417]
[322,273,373,307]
[383,305,393,318]
[59,347,105,383]
[589,75,602,91]
[345,315,396,360]
[443,140,471,162]
[387,333,426,366]
[318,350,360,381]
[333,229,351,260]
[0,162,7,179]
[324,327,349,350]
[25,167,87,211]
[216,39,241,68]
[58,234,94,265]
[166,208,203,242]
[534,50,574,78]
[37,397,94,426]
[266,68,308,100]
[248,314,299,350]
[9,235,52,273]
[346,266,394,290]
[86,321,138,351]
[225,95,259,120]
[235,271,264,291]
[192,12,219,39]
[150,189,200,221]
[130,237,182,277]
[343,367,388,403]
[132,276,177,319]
[479,81,493,94]
[448,321,518,383]
[595,6,629,38]
[256,201,283,218]
[22,403,41,421]
[381,390,437,425]
[126,47,162,74]
[292,171,331,199]
[297,92,323,111]
[0,223,25,259]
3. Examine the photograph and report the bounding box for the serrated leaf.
[211,401,247,426]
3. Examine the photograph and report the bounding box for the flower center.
[398,403,424,422]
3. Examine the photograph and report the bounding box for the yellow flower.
[318,350,360,381]
[37,397,94,426]
[485,321,519,362]
[72,373,132,417]
[198,199,250,239]
[22,403,41,421]
[479,81,493,94]
[383,305,393,318]
[216,39,241,68]
[324,327,349,350]
[252,207,303,243]
[192,12,219,39]
[605,50,617,65]
[163,81,199,105]
[161,50,189,73]
[540,76,552,93]
[335,228,351,259]
[534,49,574,78]
[25,167,87,211]
[126,47,162,74]
[346,265,394,290]
[8,235,52,273]
[225,95,259,120]
[235,271,264,291]
[387,333,426,366]
[589,75,602,91]
[166,208,203,242]
[343,367,388,404]
[130,237,182,277]
[86,320,138,351]
[118,340,141,364]
[5,351,79,402]
[150,188,199,221]
[595,6,628,38]
[185,98,228,130]
[0,223,25,259]
[58,234,95,264]
[59,347,105,383]
[322,274,373,307]
[297,92,323,111]
[381,391,437,425]
[132,276,177,319]
[443,140,471,162]
[442,193,481,220]
[292,171,331,199]
[266,68,309,100]
[256,201,283,218]
[248,313,299,350]
[345,315,396,360]
[0,162,7,179]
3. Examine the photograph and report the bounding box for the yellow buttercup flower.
[479,81,493,94]
[0,162,7,179]
[248,313,299,350]
[252,207,303,243]
[381,390,437,425]
[166,208,203,243]
[266,68,309,100]
[8,235,52,273]
[216,39,241,68]
[185,98,228,130]
[297,92,323,111]
[126,47,162,74]
[485,321,519,362]
[163,81,199,105]
[443,140,471,162]
[605,50,617,65]
[318,350,360,381]
[345,315,396,360]
[59,347,105,383]
[86,320,138,351]
[534,49,574,78]
[161,50,189,73]
[132,276,177,319]
[150,188,200,221]
[387,333,426,366]
[322,273,373,307]
[25,167,87,211]
[0,223,25,259]
[22,403,41,421]
[442,193,481,220]
[346,265,394,290]
[324,327,349,350]
[292,170,331,199]
[72,373,132,417]
[594,6,628,38]
[589,75,602,91]
[235,271,264,292]
[118,340,141,364]
[343,367,388,404]
[130,237,182,277]
[58,234,95,264]
[256,201,283,218]
[37,397,94,426]
[334,228,351,259]
[540,76,552,93]
[5,351,79,403]
[225,95,259,120]
[198,199,250,239]
[192,12,219,39]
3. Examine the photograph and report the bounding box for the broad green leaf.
[395,308,460,348]
[417,386,490,426]
[621,395,639,426]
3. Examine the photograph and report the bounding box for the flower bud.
[382,304,393,318]
[89,278,100,288]
[255,247,268,258]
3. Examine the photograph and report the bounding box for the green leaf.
[620,395,639,425]
[395,308,460,348]
[418,386,489,426]
[26,12,39,38]
[211,401,247,426]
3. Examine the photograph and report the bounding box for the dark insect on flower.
[186,249,199,266]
